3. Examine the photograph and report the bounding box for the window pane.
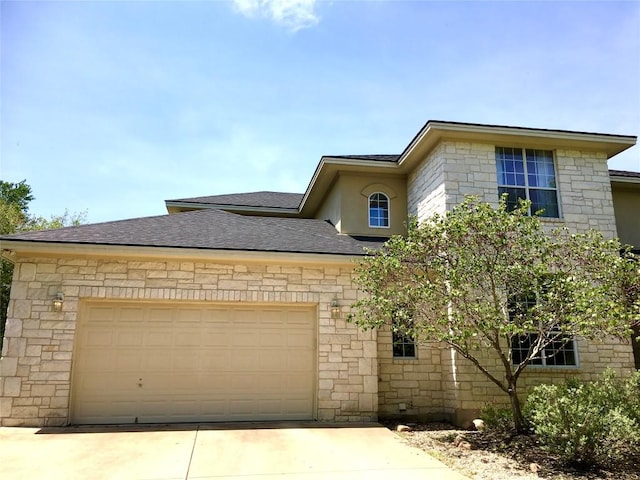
[512,334,542,365]
[544,336,576,366]
[526,150,556,188]
[529,189,559,217]
[369,193,389,227]
[499,187,526,211]
[392,331,416,358]
[496,147,525,186]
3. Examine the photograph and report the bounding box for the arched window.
[369,192,390,228]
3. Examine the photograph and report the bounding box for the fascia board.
[398,121,637,168]
[610,176,640,185]
[0,240,362,266]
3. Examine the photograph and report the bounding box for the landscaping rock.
[472,418,486,431]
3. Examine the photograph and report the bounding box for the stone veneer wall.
[389,140,633,424]
[407,143,446,220]
[376,329,445,420]
[0,256,377,427]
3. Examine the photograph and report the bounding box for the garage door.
[71,302,316,424]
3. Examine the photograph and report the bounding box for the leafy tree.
[1,180,86,349]
[349,196,640,433]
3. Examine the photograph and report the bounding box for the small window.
[496,147,559,218]
[369,192,390,228]
[391,306,416,358]
[392,331,416,358]
[509,295,576,367]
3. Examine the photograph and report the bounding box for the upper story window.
[369,192,390,228]
[496,147,559,218]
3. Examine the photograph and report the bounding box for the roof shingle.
[1,209,386,255]
[166,191,303,209]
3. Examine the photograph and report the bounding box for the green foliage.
[23,209,87,232]
[526,369,640,468]
[0,179,87,350]
[349,195,640,431]
[480,403,514,431]
[0,180,34,215]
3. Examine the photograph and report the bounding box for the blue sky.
[2,0,639,223]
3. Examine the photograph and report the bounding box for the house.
[1,120,638,427]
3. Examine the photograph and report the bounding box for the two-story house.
[1,120,638,427]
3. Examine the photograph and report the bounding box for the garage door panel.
[201,331,230,346]
[86,307,116,323]
[83,330,113,347]
[115,351,143,370]
[116,331,144,346]
[145,332,173,346]
[120,307,146,322]
[147,308,174,322]
[259,351,286,370]
[72,302,316,424]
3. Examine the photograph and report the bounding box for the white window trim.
[368,192,391,229]
[496,147,562,218]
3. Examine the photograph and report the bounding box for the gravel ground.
[387,423,640,480]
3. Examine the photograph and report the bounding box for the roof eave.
[397,120,637,170]
[610,174,640,185]
[165,201,300,216]
[0,239,364,265]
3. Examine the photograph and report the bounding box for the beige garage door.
[71,302,316,424]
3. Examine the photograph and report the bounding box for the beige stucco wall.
[0,254,377,427]
[611,182,640,249]
[316,173,407,237]
[315,179,342,231]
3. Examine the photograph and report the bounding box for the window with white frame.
[369,192,390,228]
[496,147,559,218]
[509,295,577,367]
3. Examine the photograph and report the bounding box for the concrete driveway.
[0,422,469,479]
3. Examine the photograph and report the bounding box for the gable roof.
[0,209,386,256]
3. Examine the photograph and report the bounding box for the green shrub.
[526,369,640,468]
[480,403,514,431]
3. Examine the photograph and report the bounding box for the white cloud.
[233,0,319,32]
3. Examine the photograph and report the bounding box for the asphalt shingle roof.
[166,191,303,209]
[1,209,387,255]
[609,169,640,179]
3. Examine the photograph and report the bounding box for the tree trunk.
[508,384,527,433]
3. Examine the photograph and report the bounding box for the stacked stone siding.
[376,329,444,420]
[407,143,446,220]
[0,255,377,426]
[385,139,632,423]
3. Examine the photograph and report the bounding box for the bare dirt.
[386,422,640,480]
